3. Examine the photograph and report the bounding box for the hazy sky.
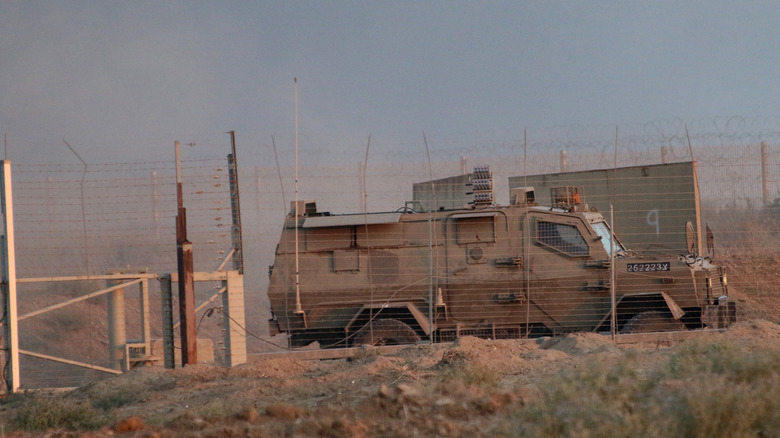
[2,1,778,166]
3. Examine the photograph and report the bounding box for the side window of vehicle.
[456,217,496,244]
[536,220,589,256]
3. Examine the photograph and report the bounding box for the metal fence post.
[560,150,568,172]
[151,170,160,238]
[0,160,19,393]
[106,278,127,372]
[761,141,770,206]
[222,270,247,367]
[227,131,244,274]
[159,274,175,369]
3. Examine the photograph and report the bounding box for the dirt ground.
[1,315,779,437]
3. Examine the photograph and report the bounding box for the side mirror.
[706,222,715,258]
[685,221,696,255]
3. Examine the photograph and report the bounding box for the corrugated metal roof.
[302,212,402,228]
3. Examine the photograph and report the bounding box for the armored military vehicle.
[267,172,735,347]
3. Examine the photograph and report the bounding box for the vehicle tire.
[621,311,686,334]
[351,319,421,346]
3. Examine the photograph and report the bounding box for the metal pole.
[358,161,365,212]
[160,274,175,369]
[423,133,436,344]
[175,141,197,365]
[611,128,618,341]
[1,160,19,393]
[293,78,303,314]
[560,150,568,172]
[222,270,247,366]
[106,278,127,372]
[139,279,151,360]
[46,176,54,234]
[610,204,616,341]
[151,170,160,238]
[761,141,770,206]
[227,131,244,274]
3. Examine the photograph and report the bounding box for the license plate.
[626,262,670,272]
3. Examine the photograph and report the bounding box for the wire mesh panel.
[3,157,234,390]
[3,121,780,389]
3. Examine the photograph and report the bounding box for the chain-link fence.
[3,119,780,390]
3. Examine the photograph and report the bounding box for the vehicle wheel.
[621,311,686,333]
[352,319,421,346]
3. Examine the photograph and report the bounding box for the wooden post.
[175,141,197,365]
[177,240,196,365]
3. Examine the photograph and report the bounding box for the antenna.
[272,134,293,345]
[610,126,618,341]
[362,135,375,340]
[423,131,438,344]
[63,139,89,276]
[271,135,287,211]
[362,135,371,214]
[423,131,437,212]
[293,77,303,315]
[685,123,695,161]
[685,123,703,254]
[523,128,531,338]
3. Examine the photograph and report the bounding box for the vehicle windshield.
[591,221,626,256]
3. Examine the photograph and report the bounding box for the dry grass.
[507,339,780,437]
[6,393,111,432]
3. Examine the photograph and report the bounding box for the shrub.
[657,338,780,383]
[440,363,500,390]
[91,387,138,410]
[516,355,653,438]
[436,350,500,390]
[10,394,109,431]
[505,340,780,437]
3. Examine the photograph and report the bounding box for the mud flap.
[661,291,685,320]
[344,302,431,336]
[268,318,282,336]
[594,292,685,331]
[703,297,737,328]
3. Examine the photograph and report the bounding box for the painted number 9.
[647,209,659,236]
